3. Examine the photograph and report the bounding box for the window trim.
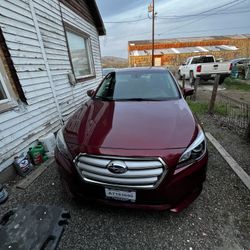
[0,62,12,104]
[64,22,95,82]
[0,27,26,104]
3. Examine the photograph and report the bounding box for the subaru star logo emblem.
[107,160,128,174]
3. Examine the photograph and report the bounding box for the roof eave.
[86,0,106,36]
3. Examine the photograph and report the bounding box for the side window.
[96,74,113,97]
[191,58,195,64]
[191,57,203,64]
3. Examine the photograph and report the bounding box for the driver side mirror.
[87,89,95,97]
[183,88,194,98]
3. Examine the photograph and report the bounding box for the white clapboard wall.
[0,0,103,172]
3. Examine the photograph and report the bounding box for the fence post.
[246,122,250,141]
[182,75,185,90]
[208,74,220,114]
[193,77,200,101]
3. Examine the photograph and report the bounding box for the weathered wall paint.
[0,0,103,172]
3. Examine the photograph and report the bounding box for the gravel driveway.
[1,138,250,250]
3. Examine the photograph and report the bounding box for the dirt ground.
[191,80,250,104]
[0,114,249,250]
[1,143,249,250]
[199,114,250,176]
[0,77,249,249]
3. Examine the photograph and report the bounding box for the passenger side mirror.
[87,89,95,97]
[183,88,194,98]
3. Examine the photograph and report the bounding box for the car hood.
[64,99,197,150]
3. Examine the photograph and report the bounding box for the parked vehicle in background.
[103,68,115,77]
[178,55,232,84]
[55,67,208,213]
[231,58,250,67]
[230,58,250,79]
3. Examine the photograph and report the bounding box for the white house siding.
[0,0,103,172]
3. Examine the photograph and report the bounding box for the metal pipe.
[29,0,63,126]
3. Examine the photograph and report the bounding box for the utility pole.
[152,0,155,67]
[148,0,155,67]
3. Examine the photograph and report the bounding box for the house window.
[65,26,95,80]
[0,59,11,104]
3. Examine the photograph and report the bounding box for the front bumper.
[55,148,208,213]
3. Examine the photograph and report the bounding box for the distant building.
[0,0,105,179]
[128,35,250,68]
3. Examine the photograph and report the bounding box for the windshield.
[95,70,180,101]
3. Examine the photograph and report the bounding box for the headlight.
[56,128,70,157]
[177,125,206,168]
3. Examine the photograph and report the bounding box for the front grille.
[74,154,167,189]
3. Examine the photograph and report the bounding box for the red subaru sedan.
[55,67,208,212]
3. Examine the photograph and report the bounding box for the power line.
[151,0,155,66]
[103,0,247,24]
[104,17,149,24]
[106,31,152,39]
[158,9,250,19]
[126,10,146,43]
[102,0,250,48]
[163,0,247,18]
[156,25,250,37]
[157,0,247,36]
[105,23,250,40]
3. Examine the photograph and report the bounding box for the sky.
[95,0,250,58]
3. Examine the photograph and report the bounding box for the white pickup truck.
[178,55,232,84]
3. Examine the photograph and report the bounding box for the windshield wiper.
[114,98,162,101]
[94,96,113,101]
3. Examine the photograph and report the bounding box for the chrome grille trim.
[74,154,167,189]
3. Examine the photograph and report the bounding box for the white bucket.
[39,133,56,156]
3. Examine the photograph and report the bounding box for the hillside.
[102,56,128,68]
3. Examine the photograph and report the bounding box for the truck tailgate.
[200,62,231,74]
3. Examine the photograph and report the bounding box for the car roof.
[103,68,115,70]
[112,67,169,73]
[231,58,248,62]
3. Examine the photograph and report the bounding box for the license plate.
[105,188,136,202]
[211,74,216,77]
